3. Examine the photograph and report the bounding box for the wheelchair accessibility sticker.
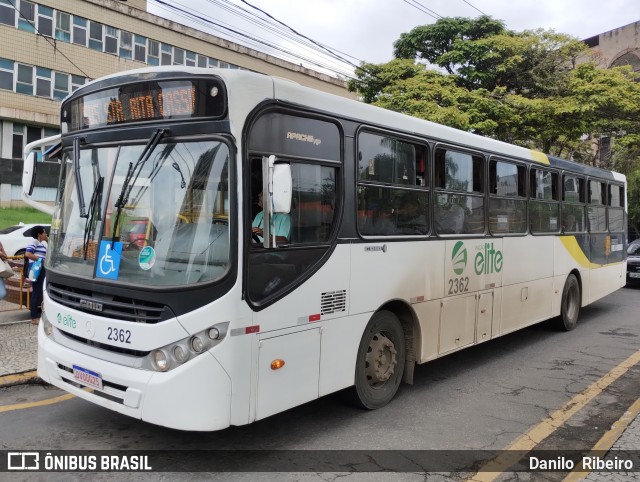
[96,241,123,280]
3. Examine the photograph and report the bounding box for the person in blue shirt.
[252,191,291,244]
[25,225,48,325]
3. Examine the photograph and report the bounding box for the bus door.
[245,112,343,420]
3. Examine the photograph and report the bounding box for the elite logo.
[451,241,468,275]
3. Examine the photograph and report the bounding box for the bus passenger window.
[489,160,526,234]
[434,148,484,235]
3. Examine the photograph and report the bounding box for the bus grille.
[59,330,151,357]
[48,282,167,324]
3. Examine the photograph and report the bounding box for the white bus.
[24,67,627,431]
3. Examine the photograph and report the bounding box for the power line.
[401,0,442,20]
[149,0,357,78]
[237,0,359,68]
[209,0,362,66]
[461,0,488,17]
[7,0,90,77]
[213,0,363,64]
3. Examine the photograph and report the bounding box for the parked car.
[628,239,640,285]
[0,223,51,257]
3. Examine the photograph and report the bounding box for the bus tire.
[351,310,405,410]
[559,274,580,331]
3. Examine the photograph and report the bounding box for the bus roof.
[72,66,624,182]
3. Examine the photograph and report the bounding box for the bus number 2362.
[448,277,469,295]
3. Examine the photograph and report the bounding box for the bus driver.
[252,191,291,244]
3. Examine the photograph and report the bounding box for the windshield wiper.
[82,176,104,260]
[111,128,166,247]
[73,137,87,218]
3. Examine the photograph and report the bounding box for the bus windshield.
[49,138,231,287]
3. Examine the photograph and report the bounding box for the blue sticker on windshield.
[96,241,123,280]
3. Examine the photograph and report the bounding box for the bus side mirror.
[272,164,292,214]
[22,151,37,196]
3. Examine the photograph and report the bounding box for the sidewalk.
[0,309,38,380]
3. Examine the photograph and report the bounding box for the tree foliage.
[348,17,640,234]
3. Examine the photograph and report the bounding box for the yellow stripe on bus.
[529,150,550,165]
[560,236,601,269]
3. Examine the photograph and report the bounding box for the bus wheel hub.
[365,333,397,385]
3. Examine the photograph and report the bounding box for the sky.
[147,0,640,77]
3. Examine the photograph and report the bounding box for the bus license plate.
[72,365,103,390]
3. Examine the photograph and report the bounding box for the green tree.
[393,15,506,72]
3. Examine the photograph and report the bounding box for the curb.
[0,370,40,388]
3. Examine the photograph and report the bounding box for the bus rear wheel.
[351,310,405,410]
[559,274,580,331]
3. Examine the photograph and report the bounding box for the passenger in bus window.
[252,191,291,244]
[563,214,577,232]
[435,195,465,234]
[397,194,428,234]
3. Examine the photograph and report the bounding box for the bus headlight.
[145,322,229,372]
[152,350,170,372]
[190,335,205,353]
[42,310,53,337]
[173,345,189,364]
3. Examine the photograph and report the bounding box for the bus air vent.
[321,290,347,315]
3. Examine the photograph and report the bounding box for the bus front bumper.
[37,324,232,431]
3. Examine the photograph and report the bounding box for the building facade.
[584,20,640,74]
[582,20,640,167]
[0,0,351,205]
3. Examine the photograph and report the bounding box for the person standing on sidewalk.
[25,226,48,325]
[0,241,8,300]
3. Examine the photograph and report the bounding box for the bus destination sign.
[64,78,226,132]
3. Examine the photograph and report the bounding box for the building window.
[186,51,196,66]
[105,26,117,54]
[26,125,40,146]
[16,63,33,95]
[89,21,103,51]
[0,57,13,91]
[12,123,24,159]
[53,71,68,100]
[37,4,52,37]
[55,11,70,42]
[173,47,184,65]
[71,74,85,92]
[119,31,132,59]
[35,66,51,97]
[133,35,146,62]
[72,16,87,46]
[0,0,15,27]
[208,57,219,68]
[18,0,36,33]
[197,54,207,68]
[147,40,159,65]
[161,43,172,65]
[219,61,229,68]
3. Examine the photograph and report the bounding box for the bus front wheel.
[559,274,580,331]
[351,310,405,410]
